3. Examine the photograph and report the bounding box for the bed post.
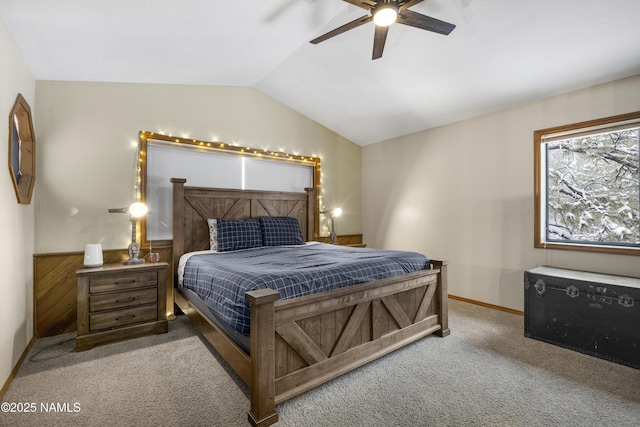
[431,260,450,337]
[247,288,280,427]
[305,187,318,241]
[171,178,187,285]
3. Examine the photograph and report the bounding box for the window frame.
[534,111,640,256]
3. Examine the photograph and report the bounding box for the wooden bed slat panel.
[299,316,321,350]
[274,314,441,404]
[287,342,307,373]
[274,273,438,326]
[359,303,372,346]
[319,311,336,356]
[276,322,327,365]
[333,306,353,354]
[331,301,371,357]
[275,335,289,378]
[415,278,438,323]
[371,299,384,341]
[271,278,440,383]
[406,286,426,322]
[382,295,412,329]
[222,198,252,219]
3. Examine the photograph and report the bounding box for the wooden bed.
[170,178,449,426]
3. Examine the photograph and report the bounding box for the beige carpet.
[2,299,639,426]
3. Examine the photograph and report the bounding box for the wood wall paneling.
[315,234,363,246]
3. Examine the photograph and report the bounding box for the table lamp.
[109,202,148,265]
[328,207,342,244]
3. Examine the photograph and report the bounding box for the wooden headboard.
[171,178,318,277]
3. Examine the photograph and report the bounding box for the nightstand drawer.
[89,287,158,312]
[90,304,158,331]
[89,271,157,293]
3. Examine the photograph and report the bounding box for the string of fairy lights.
[134,131,332,237]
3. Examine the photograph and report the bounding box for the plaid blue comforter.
[181,243,429,336]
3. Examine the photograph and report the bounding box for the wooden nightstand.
[76,262,169,351]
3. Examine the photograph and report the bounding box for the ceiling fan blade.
[372,25,389,60]
[310,15,372,44]
[342,0,377,10]
[397,9,456,35]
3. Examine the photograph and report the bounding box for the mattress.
[180,242,430,336]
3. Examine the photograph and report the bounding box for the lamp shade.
[84,244,103,268]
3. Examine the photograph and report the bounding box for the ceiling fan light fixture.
[309,0,456,60]
[373,3,398,27]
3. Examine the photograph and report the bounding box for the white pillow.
[207,218,219,252]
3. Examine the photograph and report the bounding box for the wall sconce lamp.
[322,207,342,244]
[108,202,148,265]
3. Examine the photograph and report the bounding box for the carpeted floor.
[2,299,639,426]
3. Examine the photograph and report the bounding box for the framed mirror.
[8,93,36,204]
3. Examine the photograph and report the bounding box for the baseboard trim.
[449,294,524,316]
[0,335,36,400]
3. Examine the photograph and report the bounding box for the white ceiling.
[2,0,640,146]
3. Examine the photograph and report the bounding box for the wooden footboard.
[246,261,448,426]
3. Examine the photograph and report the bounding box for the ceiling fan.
[310,0,456,60]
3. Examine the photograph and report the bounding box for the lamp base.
[123,241,144,265]
[123,257,145,265]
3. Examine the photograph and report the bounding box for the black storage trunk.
[524,266,640,369]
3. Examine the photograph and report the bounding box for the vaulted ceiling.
[2,0,640,146]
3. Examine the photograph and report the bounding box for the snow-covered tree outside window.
[534,112,640,255]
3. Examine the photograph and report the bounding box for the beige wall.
[0,19,36,391]
[34,82,361,253]
[362,74,640,311]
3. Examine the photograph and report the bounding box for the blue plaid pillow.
[207,218,263,252]
[259,216,305,246]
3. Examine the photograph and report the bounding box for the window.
[534,112,640,255]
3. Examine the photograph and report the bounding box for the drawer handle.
[115,314,136,321]
[115,297,136,303]
[115,279,136,285]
